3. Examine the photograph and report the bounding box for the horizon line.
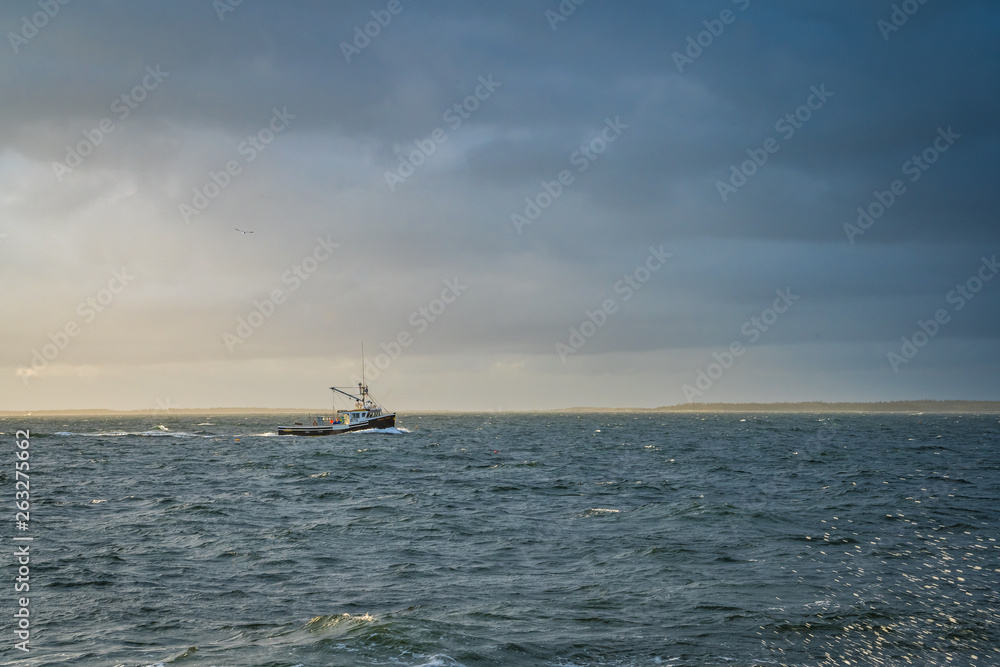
[3,399,1000,417]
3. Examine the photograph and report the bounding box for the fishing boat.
[277,382,396,436]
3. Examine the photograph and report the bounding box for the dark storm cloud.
[2,0,998,408]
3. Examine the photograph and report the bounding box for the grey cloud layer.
[2,0,998,407]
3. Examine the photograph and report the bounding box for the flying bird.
[235,228,254,234]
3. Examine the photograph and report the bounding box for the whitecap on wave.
[351,426,409,435]
[585,508,622,516]
[412,656,466,667]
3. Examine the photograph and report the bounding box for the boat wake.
[47,425,408,439]
[53,428,213,438]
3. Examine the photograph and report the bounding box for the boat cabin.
[337,406,382,425]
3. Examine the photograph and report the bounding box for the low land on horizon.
[2,400,999,417]
[562,400,1000,413]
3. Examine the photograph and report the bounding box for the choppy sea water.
[1,412,998,666]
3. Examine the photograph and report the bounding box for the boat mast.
[360,343,367,406]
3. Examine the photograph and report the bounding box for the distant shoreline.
[558,400,1000,414]
[2,400,998,416]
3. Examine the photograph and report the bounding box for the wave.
[303,612,376,628]
[585,507,623,517]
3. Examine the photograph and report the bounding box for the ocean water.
[1,412,998,666]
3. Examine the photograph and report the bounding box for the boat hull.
[277,413,396,436]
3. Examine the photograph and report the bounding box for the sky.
[2,0,999,412]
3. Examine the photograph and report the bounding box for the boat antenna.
[361,342,365,396]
